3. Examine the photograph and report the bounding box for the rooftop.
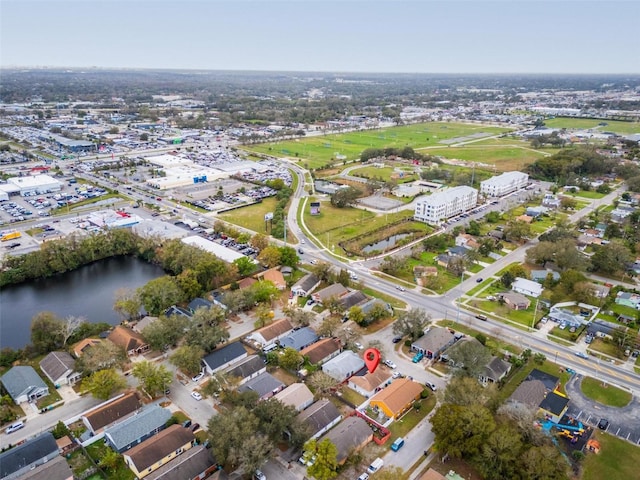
[124,424,195,472]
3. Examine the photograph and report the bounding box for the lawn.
[242,122,513,169]
[582,430,640,480]
[543,117,640,135]
[86,442,135,480]
[571,190,607,199]
[304,199,375,235]
[350,165,419,183]
[339,386,366,407]
[580,377,632,407]
[437,320,521,356]
[495,359,571,404]
[588,338,621,358]
[387,395,436,440]
[361,286,407,310]
[219,197,280,233]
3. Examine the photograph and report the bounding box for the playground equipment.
[556,419,584,435]
[586,439,601,454]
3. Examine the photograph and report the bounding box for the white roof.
[480,171,528,187]
[512,277,543,295]
[181,235,248,263]
[7,174,61,189]
[416,185,477,206]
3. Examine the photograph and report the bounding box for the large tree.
[330,187,361,208]
[279,347,304,371]
[137,276,183,315]
[448,340,492,379]
[392,308,431,341]
[304,438,339,480]
[75,341,126,374]
[30,311,64,354]
[503,220,532,242]
[170,345,205,376]
[82,368,126,400]
[591,241,633,274]
[132,360,173,398]
[431,403,496,459]
[443,376,497,409]
[141,314,188,351]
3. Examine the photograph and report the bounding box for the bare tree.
[60,315,85,346]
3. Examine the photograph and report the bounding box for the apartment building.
[414,186,478,225]
[480,171,528,197]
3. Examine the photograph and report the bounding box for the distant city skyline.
[1,0,638,74]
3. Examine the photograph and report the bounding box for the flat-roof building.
[181,235,248,264]
[414,186,478,225]
[7,174,62,196]
[480,171,529,197]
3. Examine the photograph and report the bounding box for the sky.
[1,0,639,74]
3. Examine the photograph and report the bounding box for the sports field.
[242,122,513,169]
[543,118,640,135]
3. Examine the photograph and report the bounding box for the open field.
[543,117,640,135]
[219,197,280,234]
[421,142,550,171]
[582,430,640,480]
[350,165,419,183]
[241,122,513,169]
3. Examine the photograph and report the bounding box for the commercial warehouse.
[7,174,62,196]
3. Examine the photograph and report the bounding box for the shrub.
[475,333,487,345]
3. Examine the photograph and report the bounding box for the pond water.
[362,233,411,254]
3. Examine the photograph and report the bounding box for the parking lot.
[564,374,640,445]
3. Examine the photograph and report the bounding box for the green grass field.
[350,165,419,183]
[219,197,280,234]
[582,431,640,480]
[543,117,640,135]
[421,142,549,171]
[580,377,632,407]
[241,122,513,169]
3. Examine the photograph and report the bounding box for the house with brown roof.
[255,268,287,290]
[82,392,141,435]
[123,424,195,479]
[237,277,257,290]
[72,338,102,358]
[419,469,447,480]
[247,318,294,347]
[455,233,480,249]
[108,326,149,356]
[348,367,393,398]
[499,291,531,310]
[273,383,314,411]
[39,351,81,386]
[312,283,349,304]
[369,378,423,419]
[319,415,372,464]
[300,338,341,365]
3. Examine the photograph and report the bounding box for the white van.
[263,344,279,354]
[367,457,384,474]
[5,421,24,434]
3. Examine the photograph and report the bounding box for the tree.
[170,345,205,376]
[520,445,569,480]
[250,233,270,251]
[253,398,298,443]
[447,256,467,277]
[284,306,314,327]
[75,341,126,374]
[324,296,344,315]
[113,288,142,320]
[365,303,390,325]
[279,246,299,267]
[501,271,515,288]
[306,371,337,396]
[526,242,557,268]
[30,311,64,353]
[233,256,256,276]
[137,276,183,315]
[142,314,188,351]
[591,241,633,274]
[83,369,126,400]
[185,307,230,352]
[311,262,333,283]
[317,316,341,338]
[431,403,496,458]
[612,325,633,356]
[58,315,85,347]
[304,438,339,480]
[448,340,492,379]
[560,196,577,210]
[132,361,173,398]
[251,280,279,304]
[51,420,71,439]
[392,309,431,341]
[101,448,121,471]
[478,422,523,480]
[504,220,532,242]
[443,376,497,408]
[330,186,361,208]
[279,347,304,371]
[257,245,281,268]
[346,305,365,325]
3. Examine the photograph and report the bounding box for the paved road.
[0,394,102,450]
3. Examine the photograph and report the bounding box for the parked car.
[425,381,437,391]
[392,336,402,344]
[575,351,589,359]
[383,359,397,369]
[412,352,424,363]
[254,470,267,480]
[357,474,369,480]
[191,391,203,401]
[598,418,609,430]
[476,277,483,283]
[354,342,364,350]
[192,371,205,382]
[5,421,24,434]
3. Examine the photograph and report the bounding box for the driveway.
[564,374,640,445]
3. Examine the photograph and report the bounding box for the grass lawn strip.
[580,376,632,407]
[582,430,640,480]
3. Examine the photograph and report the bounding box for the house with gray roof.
[224,355,266,385]
[188,297,213,313]
[202,342,248,374]
[338,290,368,310]
[411,327,456,359]
[278,327,318,351]
[145,444,216,480]
[479,356,512,386]
[507,379,547,410]
[237,372,285,401]
[312,283,349,304]
[321,350,366,382]
[548,307,587,328]
[104,404,172,452]
[291,273,321,297]
[320,415,372,464]
[297,399,342,440]
[530,270,560,283]
[18,455,74,480]
[39,351,81,386]
[0,432,58,480]
[499,292,531,310]
[0,366,49,404]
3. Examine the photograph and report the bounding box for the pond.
[362,233,411,254]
